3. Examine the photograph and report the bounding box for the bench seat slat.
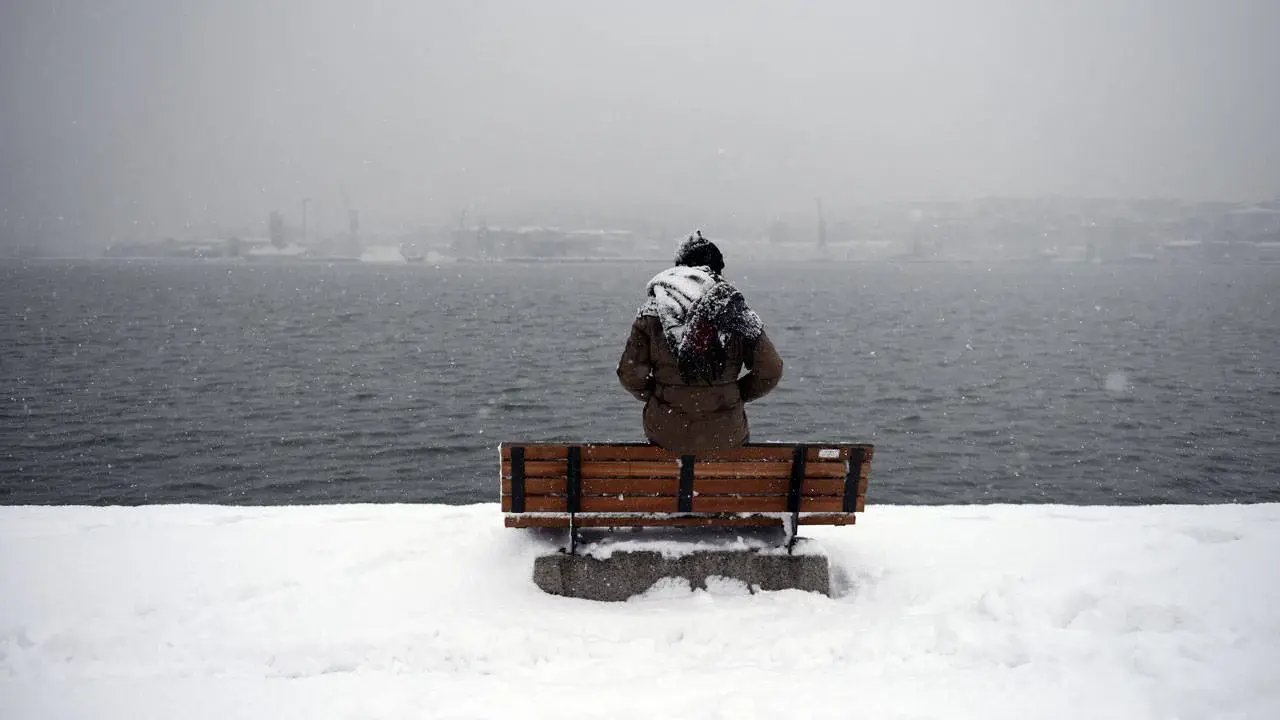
[500,494,866,513]
[504,513,859,528]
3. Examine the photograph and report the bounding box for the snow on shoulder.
[2,503,1278,720]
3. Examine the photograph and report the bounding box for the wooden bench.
[500,442,874,553]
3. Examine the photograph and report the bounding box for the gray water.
[2,259,1277,506]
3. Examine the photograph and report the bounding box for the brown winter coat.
[616,315,783,455]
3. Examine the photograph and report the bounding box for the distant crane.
[268,210,286,248]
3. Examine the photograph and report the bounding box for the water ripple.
[1,259,1278,506]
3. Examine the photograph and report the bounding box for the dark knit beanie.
[673,230,725,274]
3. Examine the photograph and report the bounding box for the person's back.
[617,231,783,455]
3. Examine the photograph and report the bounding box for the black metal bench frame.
[502,442,872,555]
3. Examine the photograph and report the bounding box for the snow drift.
[2,503,1278,719]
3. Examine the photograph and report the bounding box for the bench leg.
[786,514,800,555]
[786,445,806,555]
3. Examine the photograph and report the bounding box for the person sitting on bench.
[616,231,784,455]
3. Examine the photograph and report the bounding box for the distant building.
[450,226,635,260]
[268,211,286,248]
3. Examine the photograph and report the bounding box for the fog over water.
[3,0,1280,248]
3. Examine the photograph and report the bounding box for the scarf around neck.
[638,265,763,384]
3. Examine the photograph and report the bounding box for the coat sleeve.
[616,316,654,402]
[738,330,783,403]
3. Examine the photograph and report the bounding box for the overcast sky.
[2,0,1279,242]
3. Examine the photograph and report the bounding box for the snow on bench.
[499,442,874,552]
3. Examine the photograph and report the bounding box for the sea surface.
[2,258,1277,506]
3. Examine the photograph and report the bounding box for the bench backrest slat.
[500,443,866,463]
[501,459,851,480]
[513,495,864,514]
[498,476,862,496]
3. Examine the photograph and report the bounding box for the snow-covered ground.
[2,503,1278,719]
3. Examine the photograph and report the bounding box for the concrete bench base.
[533,548,830,601]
